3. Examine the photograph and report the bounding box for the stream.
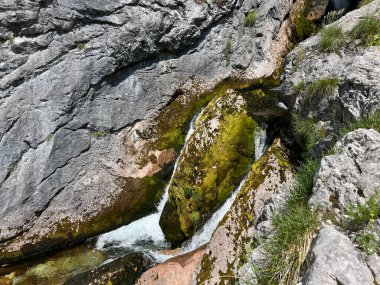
[96,111,268,263]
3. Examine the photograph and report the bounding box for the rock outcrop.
[195,139,293,285]
[281,0,380,152]
[309,128,380,211]
[0,0,295,263]
[160,90,257,244]
[302,226,375,285]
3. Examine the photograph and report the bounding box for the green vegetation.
[245,11,257,27]
[319,25,346,53]
[293,81,306,93]
[292,49,307,72]
[91,130,107,138]
[257,160,320,285]
[161,92,257,241]
[341,109,380,135]
[76,42,86,50]
[358,0,374,7]
[291,7,317,42]
[350,15,380,47]
[304,77,339,103]
[292,114,318,154]
[342,192,380,255]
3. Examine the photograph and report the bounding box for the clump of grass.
[91,131,107,138]
[245,11,257,27]
[293,81,306,93]
[322,9,345,26]
[304,77,339,104]
[358,0,374,7]
[341,109,380,135]
[342,192,380,255]
[350,15,380,47]
[292,49,307,72]
[76,42,86,50]
[292,114,318,155]
[257,160,320,285]
[319,25,346,53]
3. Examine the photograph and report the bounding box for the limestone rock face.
[281,0,380,137]
[302,226,374,285]
[309,129,380,211]
[195,139,293,285]
[0,0,294,263]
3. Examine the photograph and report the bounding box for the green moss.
[290,2,317,43]
[350,15,380,47]
[224,34,233,66]
[245,11,257,27]
[160,91,257,242]
[196,253,216,284]
[91,131,107,138]
[76,42,86,50]
[320,25,346,53]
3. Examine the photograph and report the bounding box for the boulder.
[135,246,206,285]
[195,139,293,285]
[160,90,257,244]
[309,128,380,211]
[302,226,374,285]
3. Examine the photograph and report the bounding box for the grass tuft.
[350,15,380,47]
[341,109,380,135]
[304,77,339,105]
[358,0,374,7]
[319,25,346,53]
[257,160,320,285]
[245,11,257,27]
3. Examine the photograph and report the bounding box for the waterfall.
[96,116,268,264]
[96,111,202,250]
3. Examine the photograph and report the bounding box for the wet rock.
[160,90,257,244]
[309,129,380,211]
[0,0,295,263]
[64,252,151,285]
[302,226,374,285]
[195,139,293,285]
[135,246,206,285]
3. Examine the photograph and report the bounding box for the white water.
[96,111,201,250]
[96,117,268,263]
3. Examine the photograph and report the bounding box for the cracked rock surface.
[0,0,293,263]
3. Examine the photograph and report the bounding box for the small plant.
[358,0,374,7]
[245,11,257,27]
[322,9,345,26]
[319,25,346,53]
[341,109,380,135]
[76,42,86,50]
[292,114,318,154]
[342,192,380,255]
[304,77,339,104]
[350,15,380,47]
[91,131,107,138]
[293,81,306,93]
[292,49,307,72]
[257,160,320,285]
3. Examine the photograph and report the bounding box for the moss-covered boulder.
[195,139,293,285]
[159,90,257,244]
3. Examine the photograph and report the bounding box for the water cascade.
[96,117,267,263]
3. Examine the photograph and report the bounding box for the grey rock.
[0,0,294,262]
[302,226,374,285]
[281,0,380,129]
[366,255,380,284]
[309,129,380,211]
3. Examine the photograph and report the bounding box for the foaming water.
[96,117,268,263]
[96,111,201,250]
